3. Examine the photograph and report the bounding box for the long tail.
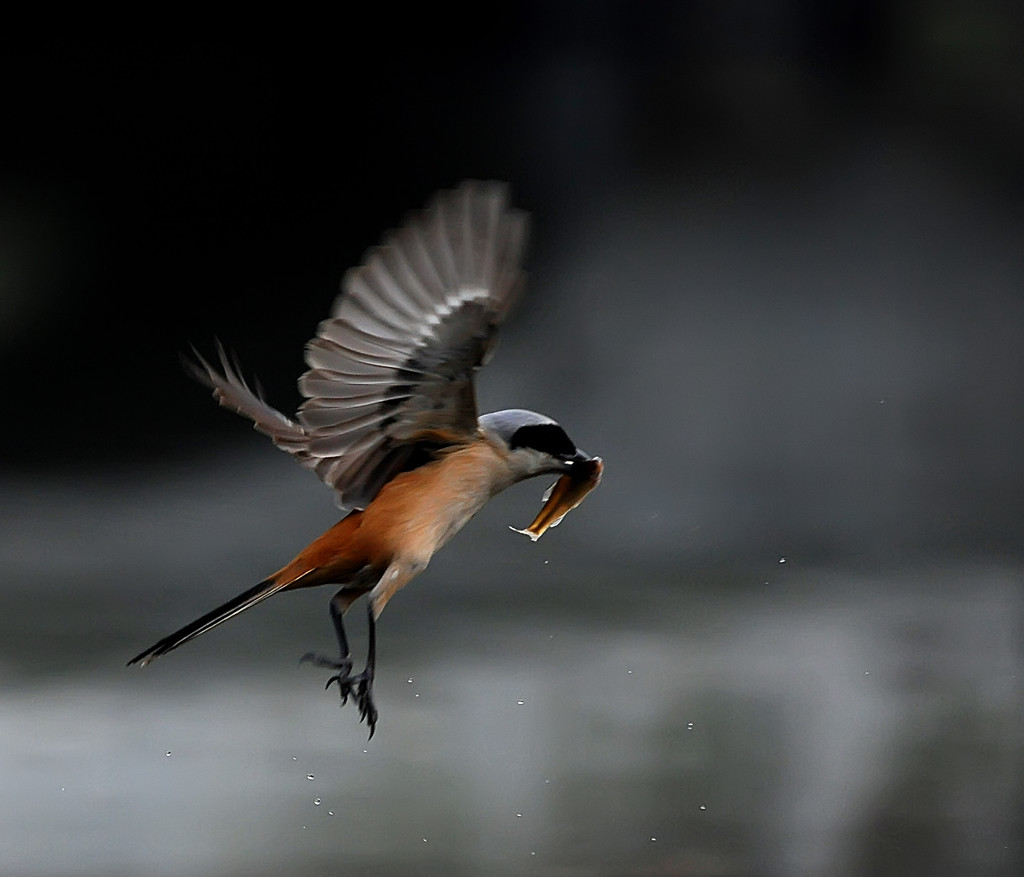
[127,572,310,667]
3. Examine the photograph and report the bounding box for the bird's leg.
[301,561,416,737]
[301,594,378,737]
[351,603,377,734]
[300,592,354,688]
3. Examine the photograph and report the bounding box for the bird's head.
[478,409,592,483]
[479,409,603,540]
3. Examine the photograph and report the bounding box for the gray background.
[2,5,1023,875]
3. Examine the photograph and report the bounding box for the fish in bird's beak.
[511,457,604,541]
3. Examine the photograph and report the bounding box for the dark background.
[2,4,1023,875]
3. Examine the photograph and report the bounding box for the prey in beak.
[512,456,604,541]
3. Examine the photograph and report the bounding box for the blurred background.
[2,3,1023,875]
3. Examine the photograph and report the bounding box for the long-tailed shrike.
[128,181,603,736]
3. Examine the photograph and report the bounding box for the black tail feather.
[127,578,283,667]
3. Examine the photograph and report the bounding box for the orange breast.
[358,442,500,567]
[275,440,502,590]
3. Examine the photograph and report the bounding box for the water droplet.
[530,852,536,856]
[328,810,334,816]
[306,774,315,781]
[699,805,707,811]
[864,671,870,675]
[687,723,694,730]
[314,798,321,806]
[422,838,428,843]
[414,693,420,698]
[779,556,786,564]
[516,700,524,705]
[626,669,632,674]
[407,678,413,684]
[516,813,522,818]
[650,836,657,842]
[165,751,172,757]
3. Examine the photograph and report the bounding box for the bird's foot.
[348,670,378,736]
[300,652,378,738]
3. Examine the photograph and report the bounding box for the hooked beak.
[564,449,593,471]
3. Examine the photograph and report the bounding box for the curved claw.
[300,612,376,737]
[355,683,378,738]
[323,673,352,706]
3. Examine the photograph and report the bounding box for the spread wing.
[190,180,529,509]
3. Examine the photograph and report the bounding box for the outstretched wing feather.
[188,182,528,510]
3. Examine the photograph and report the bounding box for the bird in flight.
[128,181,603,736]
